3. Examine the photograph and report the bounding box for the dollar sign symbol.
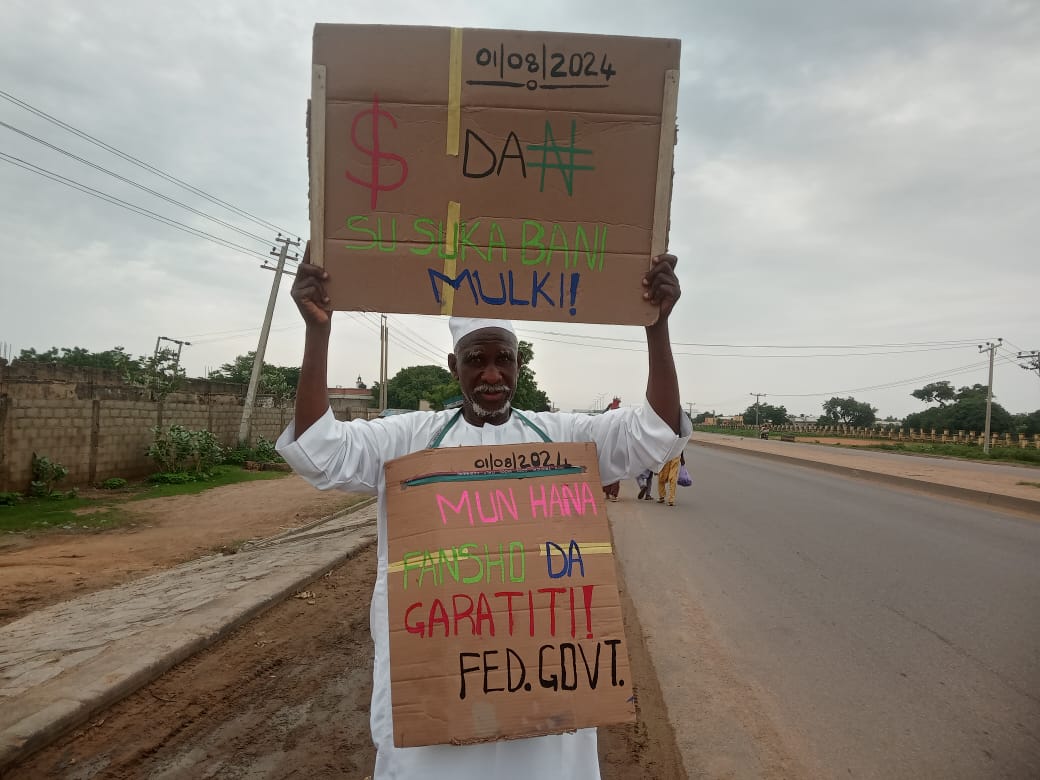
[345,93,409,210]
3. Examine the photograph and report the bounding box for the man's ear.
[447,353,458,378]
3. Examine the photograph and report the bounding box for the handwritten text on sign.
[313,24,680,324]
[383,442,634,747]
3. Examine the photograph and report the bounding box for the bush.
[100,477,128,490]
[253,435,280,463]
[0,491,22,507]
[148,425,224,476]
[29,453,70,498]
[149,471,205,485]
[223,447,251,466]
[223,435,282,466]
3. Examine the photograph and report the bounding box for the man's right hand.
[291,242,333,329]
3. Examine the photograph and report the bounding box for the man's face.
[448,328,520,423]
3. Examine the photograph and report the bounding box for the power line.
[520,331,978,359]
[0,119,278,249]
[0,152,276,263]
[388,328,447,365]
[346,312,446,367]
[386,315,451,362]
[0,88,300,240]
[769,355,1021,399]
[189,323,303,346]
[516,326,986,351]
[351,311,448,365]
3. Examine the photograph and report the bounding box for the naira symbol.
[345,94,409,209]
[526,120,595,196]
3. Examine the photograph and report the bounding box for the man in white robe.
[277,244,691,779]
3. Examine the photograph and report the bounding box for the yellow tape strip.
[541,543,614,556]
[439,200,461,315]
[387,541,615,574]
[446,27,463,156]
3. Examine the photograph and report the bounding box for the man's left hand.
[642,253,681,321]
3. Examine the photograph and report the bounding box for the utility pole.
[153,336,191,397]
[1017,350,1040,379]
[379,314,388,410]
[239,234,300,445]
[978,339,1002,454]
[750,392,766,427]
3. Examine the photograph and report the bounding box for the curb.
[692,439,1040,518]
[0,502,378,773]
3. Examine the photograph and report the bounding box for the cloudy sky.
[2,0,1037,419]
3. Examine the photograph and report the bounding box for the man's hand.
[642,253,682,432]
[291,243,333,329]
[642,253,681,323]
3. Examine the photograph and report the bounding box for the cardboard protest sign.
[309,24,680,325]
[383,442,634,747]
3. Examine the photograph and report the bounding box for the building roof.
[328,386,372,398]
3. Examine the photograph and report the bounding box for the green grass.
[692,426,764,439]
[0,466,288,534]
[864,442,1040,465]
[0,498,132,534]
[132,466,285,500]
[1015,481,1040,489]
[694,426,1040,466]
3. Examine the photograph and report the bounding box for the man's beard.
[467,383,512,418]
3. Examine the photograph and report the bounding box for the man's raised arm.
[642,254,683,434]
[290,242,334,437]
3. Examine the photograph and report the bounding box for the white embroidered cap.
[449,317,517,351]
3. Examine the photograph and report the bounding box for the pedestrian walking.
[636,468,654,500]
[657,451,686,506]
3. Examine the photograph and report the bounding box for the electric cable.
[1,119,276,248]
[0,152,274,263]
[0,88,300,239]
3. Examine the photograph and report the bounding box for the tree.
[1013,410,1040,436]
[906,398,1014,434]
[512,340,551,411]
[955,384,988,402]
[819,396,877,426]
[386,365,458,410]
[377,341,551,412]
[208,352,299,402]
[741,402,789,425]
[945,397,1012,434]
[19,345,147,383]
[692,410,716,424]
[911,381,956,407]
[17,344,184,396]
[145,347,187,398]
[1020,354,1040,379]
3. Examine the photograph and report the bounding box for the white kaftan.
[276,400,690,780]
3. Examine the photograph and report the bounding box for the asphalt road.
[612,446,1040,779]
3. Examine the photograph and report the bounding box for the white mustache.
[474,384,509,394]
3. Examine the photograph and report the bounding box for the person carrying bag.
[678,452,692,487]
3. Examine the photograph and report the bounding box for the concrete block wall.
[0,398,295,492]
[163,403,212,435]
[2,398,95,490]
[0,362,306,492]
[209,408,243,446]
[94,401,157,484]
[251,408,289,444]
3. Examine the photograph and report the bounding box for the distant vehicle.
[759,425,770,440]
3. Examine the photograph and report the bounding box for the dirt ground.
[7,477,683,779]
[0,476,364,626]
